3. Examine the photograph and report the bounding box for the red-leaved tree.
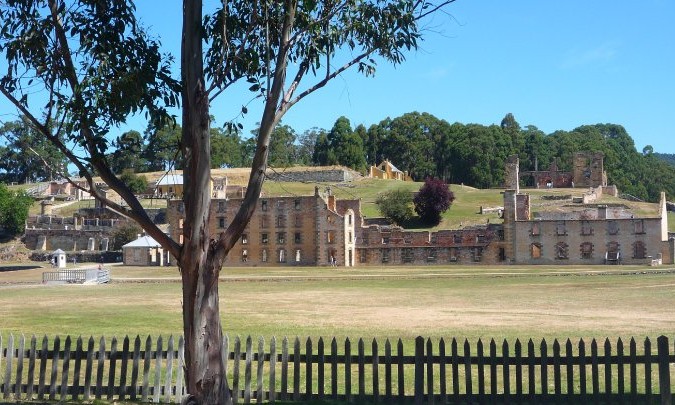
[413,177,455,225]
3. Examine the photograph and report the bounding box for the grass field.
[2,264,674,348]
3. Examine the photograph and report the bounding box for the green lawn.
[2,265,674,348]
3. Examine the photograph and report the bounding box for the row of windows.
[217,215,306,229]
[359,247,484,264]
[367,234,490,245]
[530,241,647,260]
[531,220,646,237]
[216,199,305,214]
[241,248,303,263]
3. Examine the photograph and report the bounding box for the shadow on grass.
[0,265,40,272]
[397,216,434,230]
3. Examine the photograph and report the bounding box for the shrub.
[413,178,455,226]
[376,188,413,225]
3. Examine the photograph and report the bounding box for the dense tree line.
[2,113,674,202]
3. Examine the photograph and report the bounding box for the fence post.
[657,336,671,405]
[414,336,424,405]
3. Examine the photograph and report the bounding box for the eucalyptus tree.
[0,0,456,403]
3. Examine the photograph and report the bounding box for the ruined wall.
[573,152,606,188]
[266,168,360,183]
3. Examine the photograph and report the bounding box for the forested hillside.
[655,153,675,167]
[2,113,674,202]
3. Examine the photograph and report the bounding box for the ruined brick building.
[166,155,673,267]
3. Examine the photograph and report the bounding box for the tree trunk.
[180,1,229,404]
[180,254,229,405]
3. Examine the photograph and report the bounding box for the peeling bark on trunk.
[180,253,229,405]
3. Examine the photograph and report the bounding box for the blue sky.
[2,1,674,154]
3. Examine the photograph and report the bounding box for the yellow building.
[369,160,412,181]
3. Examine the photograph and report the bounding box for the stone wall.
[266,168,360,183]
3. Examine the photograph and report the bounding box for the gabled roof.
[156,174,184,186]
[122,235,162,248]
[378,160,402,173]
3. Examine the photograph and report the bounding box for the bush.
[0,183,32,236]
[110,222,143,250]
[376,188,413,225]
[120,170,149,194]
[413,178,455,226]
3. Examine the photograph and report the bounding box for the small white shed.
[52,249,67,268]
[122,235,165,266]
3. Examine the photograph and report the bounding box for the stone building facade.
[502,156,672,265]
[166,187,357,267]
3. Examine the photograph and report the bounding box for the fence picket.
[645,337,652,399]
[293,337,300,402]
[38,335,48,401]
[233,336,241,404]
[397,339,404,404]
[245,336,252,404]
[527,339,535,402]
[84,336,94,400]
[257,336,265,403]
[131,336,141,401]
[629,337,637,401]
[15,335,25,401]
[108,336,118,401]
[657,336,671,405]
[477,339,486,401]
[426,338,433,405]
[489,339,497,399]
[61,335,72,402]
[358,338,365,403]
[385,338,393,404]
[617,337,625,399]
[330,337,337,400]
[439,338,447,405]
[317,337,324,401]
[3,334,13,400]
[345,338,352,403]
[464,339,472,402]
[452,338,460,400]
[222,334,230,404]
[27,335,37,399]
[142,336,152,402]
[153,335,163,404]
[119,336,129,401]
[414,336,424,405]
[503,339,510,400]
[566,339,574,400]
[553,339,561,398]
[578,339,587,402]
[372,338,379,403]
[280,337,288,401]
[306,337,313,400]
[540,339,548,397]
[49,335,60,400]
[95,336,105,400]
[515,339,523,403]
[591,339,599,402]
[604,338,612,404]
[269,336,277,403]
[72,336,83,401]
[164,335,175,404]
